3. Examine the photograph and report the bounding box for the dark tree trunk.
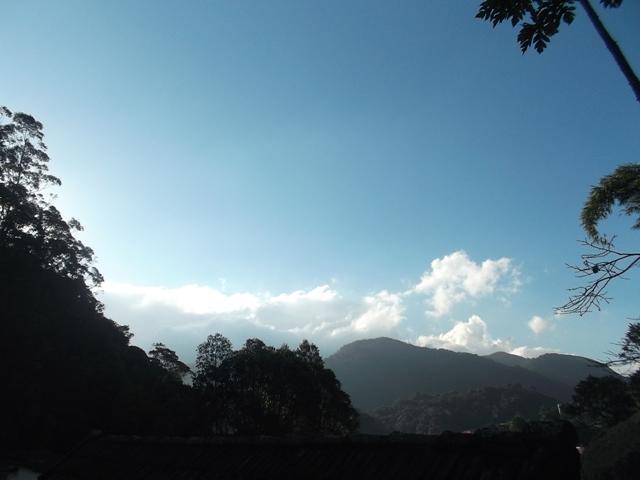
[579,0,640,103]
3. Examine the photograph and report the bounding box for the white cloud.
[412,251,520,317]
[267,285,337,305]
[100,250,531,361]
[528,315,553,335]
[331,290,405,336]
[510,345,560,358]
[102,282,261,316]
[415,314,558,358]
[415,315,512,354]
[101,281,406,358]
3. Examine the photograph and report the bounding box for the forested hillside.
[373,385,559,435]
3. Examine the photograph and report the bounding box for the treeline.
[191,334,357,435]
[0,246,357,449]
[0,107,356,450]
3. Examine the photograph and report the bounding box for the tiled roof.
[40,427,580,480]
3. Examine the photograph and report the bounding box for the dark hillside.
[374,384,559,434]
[325,338,573,411]
[0,248,201,449]
[486,351,619,388]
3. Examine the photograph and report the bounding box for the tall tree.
[0,107,202,448]
[0,106,102,287]
[476,1,640,103]
[194,333,233,389]
[149,342,191,381]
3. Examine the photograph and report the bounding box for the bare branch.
[556,238,640,316]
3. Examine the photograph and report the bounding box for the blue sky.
[2,0,639,363]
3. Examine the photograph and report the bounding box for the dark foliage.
[0,107,102,287]
[476,0,621,53]
[581,164,640,242]
[373,385,558,434]
[476,1,640,103]
[610,321,640,367]
[581,412,640,480]
[562,375,636,429]
[0,247,203,448]
[194,335,358,435]
[149,343,191,382]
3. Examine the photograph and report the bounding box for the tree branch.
[579,0,640,103]
[556,238,640,316]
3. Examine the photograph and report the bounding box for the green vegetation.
[373,385,558,435]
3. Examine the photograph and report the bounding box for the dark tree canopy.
[194,333,234,390]
[1,108,202,449]
[563,375,636,429]
[193,334,358,436]
[477,0,580,54]
[0,106,102,287]
[149,342,192,381]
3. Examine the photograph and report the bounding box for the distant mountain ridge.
[485,351,616,387]
[325,337,619,412]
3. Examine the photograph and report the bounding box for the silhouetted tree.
[609,322,640,365]
[557,164,640,315]
[149,342,191,382]
[1,107,203,448]
[194,333,233,389]
[581,164,640,242]
[0,106,102,287]
[193,336,358,435]
[296,339,324,368]
[476,1,640,102]
[563,375,636,428]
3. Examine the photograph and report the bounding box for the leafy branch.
[476,0,640,103]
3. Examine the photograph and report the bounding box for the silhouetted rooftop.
[40,426,580,480]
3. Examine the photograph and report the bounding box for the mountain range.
[325,337,618,412]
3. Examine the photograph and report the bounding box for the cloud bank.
[414,315,557,357]
[100,250,551,361]
[101,281,404,359]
